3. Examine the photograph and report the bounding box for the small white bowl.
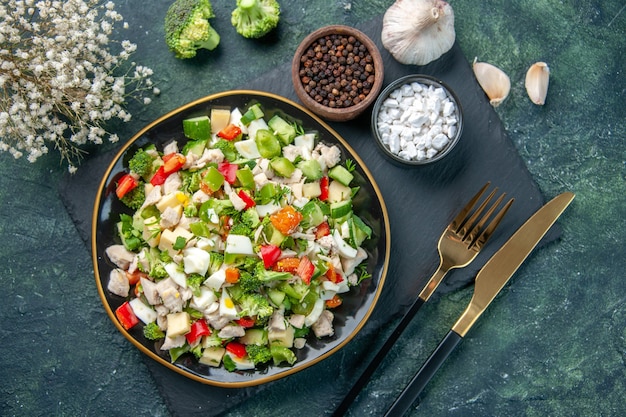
[371,74,463,166]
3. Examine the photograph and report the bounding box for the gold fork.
[419,182,514,302]
[332,182,514,417]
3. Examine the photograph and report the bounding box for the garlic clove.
[472,58,511,107]
[525,62,550,105]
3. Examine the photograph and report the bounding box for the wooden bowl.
[291,25,384,122]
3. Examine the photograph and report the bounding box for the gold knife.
[384,191,575,416]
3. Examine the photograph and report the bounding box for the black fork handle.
[332,297,425,416]
[383,330,463,416]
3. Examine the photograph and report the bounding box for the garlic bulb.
[472,58,511,107]
[525,62,550,105]
[381,0,455,66]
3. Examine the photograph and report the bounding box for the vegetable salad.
[106,101,373,372]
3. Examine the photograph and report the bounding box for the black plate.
[91,90,391,387]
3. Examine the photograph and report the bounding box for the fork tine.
[457,188,498,237]
[450,182,491,231]
[462,192,505,244]
[470,197,514,250]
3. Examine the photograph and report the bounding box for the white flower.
[0,0,157,171]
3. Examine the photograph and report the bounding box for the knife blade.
[384,191,575,416]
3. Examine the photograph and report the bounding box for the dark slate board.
[60,16,560,417]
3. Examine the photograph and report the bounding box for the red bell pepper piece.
[319,176,329,201]
[185,319,211,345]
[150,165,168,186]
[296,256,315,285]
[237,189,256,209]
[162,153,186,175]
[115,301,139,330]
[218,161,238,184]
[225,341,247,358]
[116,173,139,199]
[314,221,331,239]
[260,244,281,269]
[217,124,242,140]
[235,317,256,328]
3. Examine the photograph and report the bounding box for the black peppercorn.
[298,32,376,109]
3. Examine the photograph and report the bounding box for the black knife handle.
[332,297,425,416]
[383,330,463,417]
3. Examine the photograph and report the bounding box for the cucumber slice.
[294,132,316,151]
[328,165,354,187]
[182,138,207,156]
[330,199,352,219]
[182,116,211,141]
[298,159,323,180]
[240,103,264,125]
[270,157,295,178]
[267,288,286,307]
[268,115,296,145]
[349,215,372,247]
[300,201,325,228]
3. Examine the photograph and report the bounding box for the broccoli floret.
[186,273,205,296]
[165,0,221,59]
[150,262,169,280]
[120,182,146,210]
[255,262,292,282]
[180,169,203,194]
[238,271,263,293]
[245,344,272,365]
[231,0,280,39]
[241,208,260,228]
[207,252,224,275]
[128,149,156,179]
[143,322,165,340]
[237,292,274,320]
[213,138,238,161]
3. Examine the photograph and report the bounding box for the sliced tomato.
[116,173,138,199]
[235,317,256,328]
[315,221,331,239]
[150,166,168,186]
[186,319,211,345]
[296,256,315,285]
[326,294,343,308]
[218,161,238,184]
[225,341,247,358]
[217,124,242,140]
[162,153,186,174]
[319,176,329,201]
[260,244,281,269]
[115,301,139,330]
[325,262,344,284]
[125,270,147,286]
[237,190,256,209]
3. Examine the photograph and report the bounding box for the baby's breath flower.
[0,0,156,171]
